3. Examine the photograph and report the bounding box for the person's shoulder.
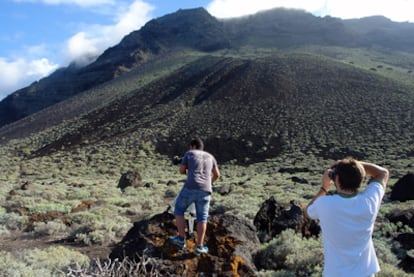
[361,180,385,197]
[366,180,385,192]
[314,194,336,205]
[182,151,191,158]
[204,151,217,160]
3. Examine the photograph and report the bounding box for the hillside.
[1,7,414,128]
[1,51,411,170]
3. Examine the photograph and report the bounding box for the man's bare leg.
[197,221,207,246]
[175,215,186,238]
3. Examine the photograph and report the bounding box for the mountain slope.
[1,7,414,128]
[20,53,413,164]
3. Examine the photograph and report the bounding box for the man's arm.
[305,168,332,218]
[212,166,220,183]
[359,161,389,188]
[179,164,187,175]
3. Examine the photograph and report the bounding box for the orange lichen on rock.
[71,200,94,213]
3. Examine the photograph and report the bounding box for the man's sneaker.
[195,245,208,255]
[169,235,186,248]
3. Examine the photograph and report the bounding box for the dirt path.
[0,231,112,260]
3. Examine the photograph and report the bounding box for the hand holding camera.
[328,165,337,181]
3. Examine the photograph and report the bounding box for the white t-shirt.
[307,181,385,277]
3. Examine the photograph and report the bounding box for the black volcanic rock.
[117,170,143,191]
[109,212,260,276]
[390,173,414,202]
[387,208,414,229]
[253,197,320,242]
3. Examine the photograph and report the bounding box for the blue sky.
[1,0,413,100]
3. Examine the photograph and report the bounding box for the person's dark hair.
[336,158,365,192]
[190,138,204,150]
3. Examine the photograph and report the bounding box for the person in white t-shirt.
[306,158,389,277]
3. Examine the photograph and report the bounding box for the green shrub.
[65,188,91,200]
[70,210,132,245]
[28,202,71,214]
[0,251,35,277]
[0,211,26,231]
[255,229,323,277]
[257,269,297,277]
[32,220,69,237]
[377,262,412,277]
[0,225,9,236]
[374,237,400,266]
[22,246,89,275]
[0,247,89,277]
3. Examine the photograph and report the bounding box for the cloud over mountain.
[0,0,153,100]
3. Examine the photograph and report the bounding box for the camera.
[172,155,183,165]
[328,165,337,181]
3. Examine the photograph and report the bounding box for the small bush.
[0,211,26,231]
[0,251,31,276]
[70,210,132,245]
[255,229,323,277]
[22,246,89,274]
[0,247,89,277]
[29,202,71,214]
[377,262,411,277]
[33,220,69,237]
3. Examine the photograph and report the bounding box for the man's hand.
[212,166,220,183]
[359,161,389,188]
[179,164,187,175]
[322,168,333,192]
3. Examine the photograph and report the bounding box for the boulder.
[396,233,414,250]
[214,183,233,196]
[399,249,414,273]
[390,173,414,201]
[144,182,153,188]
[253,197,320,242]
[110,212,260,276]
[166,180,178,186]
[20,181,31,190]
[117,170,142,191]
[291,176,308,184]
[387,208,414,229]
[172,156,183,165]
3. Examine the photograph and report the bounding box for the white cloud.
[319,0,414,22]
[206,0,414,22]
[64,0,154,64]
[1,0,153,99]
[0,57,59,100]
[66,32,100,65]
[206,0,325,19]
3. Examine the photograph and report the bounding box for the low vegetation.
[1,44,414,276]
[1,134,413,275]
